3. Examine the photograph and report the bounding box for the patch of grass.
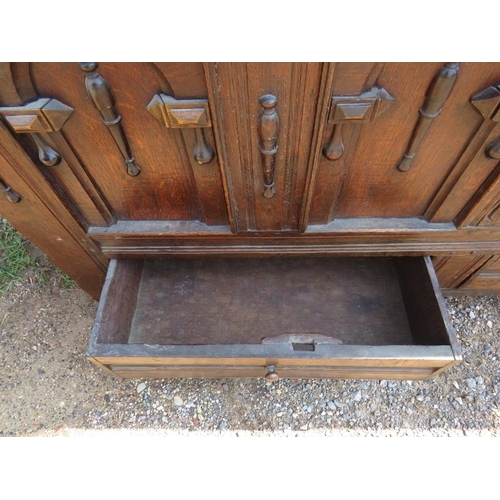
[56,268,75,290]
[0,218,38,292]
[0,218,75,293]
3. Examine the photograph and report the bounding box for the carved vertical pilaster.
[397,63,459,172]
[79,62,140,177]
[258,94,279,199]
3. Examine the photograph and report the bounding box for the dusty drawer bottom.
[87,256,461,380]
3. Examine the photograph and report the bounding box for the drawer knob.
[265,365,280,382]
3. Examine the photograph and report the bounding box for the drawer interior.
[88,256,461,379]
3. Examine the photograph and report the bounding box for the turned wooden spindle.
[258,94,279,199]
[397,63,459,172]
[79,62,141,177]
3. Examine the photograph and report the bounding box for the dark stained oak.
[5,62,500,378]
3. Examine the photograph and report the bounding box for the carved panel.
[453,82,500,227]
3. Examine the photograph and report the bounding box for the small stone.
[136,383,146,393]
[354,410,362,418]
[416,394,425,402]
[173,395,184,406]
[430,418,438,426]
[353,391,362,402]
[475,376,484,385]
[198,414,204,421]
[452,381,460,390]
[327,401,335,410]
[300,424,308,431]
[487,320,493,328]
[219,422,227,430]
[380,380,387,387]
[334,400,344,408]
[464,378,477,389]
[455,397,463,406]
[306,405,313,413]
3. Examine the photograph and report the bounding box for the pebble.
[327,401,335,410]
[173,396,184,406]
[136,383,146,394]
[416,394,425,402]
[380,380,387,387]
[219,422,227,430]
[452,381,460,390]
[469,311,476,319]
[487,321,493,328]
[464,378,477,389]
[334,400,343,408]
[353,391,362,402]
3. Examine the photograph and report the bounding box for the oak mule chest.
[2,62,500,380]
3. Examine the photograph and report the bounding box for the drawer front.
[87,256,461,380]
[95,360,453,381]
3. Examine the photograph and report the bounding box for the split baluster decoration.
[79,63,141,177]
[397,63,459,172]
[258,94,279,199]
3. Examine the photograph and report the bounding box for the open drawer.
[87,256,461,380]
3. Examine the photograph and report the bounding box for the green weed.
[0,218,74,292]
[0,218,38,292]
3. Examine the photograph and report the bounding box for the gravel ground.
[1,279,499,436]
